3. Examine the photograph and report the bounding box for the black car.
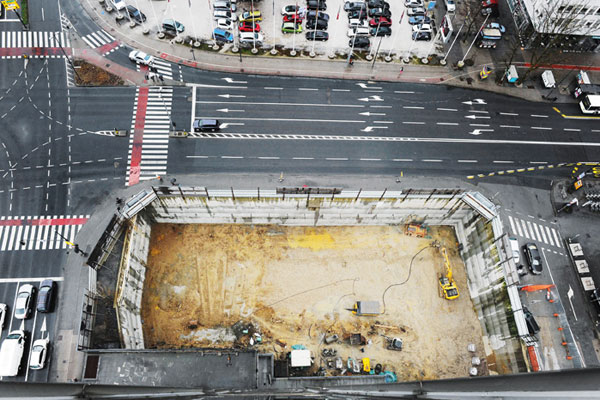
[307,0,327,10]
[347,9,368,19]
[37,279,56,313]
[350,36,370,48]
[306,11,330,21]
[412,31,431,40]
[523,243,542,274]
[368,7,391,17]
[367,0,384,7]
[306,30,329,41]
[523,307,540,335]
[344,1,366,11]
[193,119,220,132]
[306,19,328,30]
[370,26,391,36]
[126,5,147,23]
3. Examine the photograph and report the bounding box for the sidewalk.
[75,0,600,103]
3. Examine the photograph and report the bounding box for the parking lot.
[115,0,452,58]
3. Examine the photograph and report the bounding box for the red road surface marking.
[128,87,149,186]
[0,217,89,226]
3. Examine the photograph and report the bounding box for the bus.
[580,94,600,115]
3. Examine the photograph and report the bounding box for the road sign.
[2,0,20,10]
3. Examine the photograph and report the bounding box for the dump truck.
[351,301,381,316]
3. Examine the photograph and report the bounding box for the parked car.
[212,28,234,42]
[306,11,329,21]
[370,26,391,36]
[240,32,264,44]
[15,284,35,320]
[282,22,302,33]
[281,5,300,15]
[283,14,304,22]
[407,6,425,16]
[0,330,27,377]
[214,0,235,11]
[368,0,387,8]
[405,0,423,6]
[216,18,234,30]
[129,50,154,66]
[369,17,391,26]
[307,0,327,10]
[350,36,371,48]
[110,0,126,11]
[28,338,49,370]
[37,279,56,313]
[125,5,146,23]
[193,119,220,132]
[486,21,506,33]
[412,31,431,40]
[347,26,370,37]
[240,10,262,22]
[0,304,6,330]
[368,7,391,17]
[444,0,455,12]
[349,18,368,27]
[344,2,366,11]
[239,21,260,32]
[508,237,520,264]
[408,15,431,24]
[412,23,432,33]
[305,30,329,40]
[523,243,542,274]
[162,19,185,33]
[214,10,237,21]
[523,307,540,335]
[307,18,328,29]
[347,9,367,19]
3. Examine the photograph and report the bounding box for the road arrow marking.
[358,95,384,102]
[469,129,494,135]
[219,123,245,129]
[41,316,47,333]
[217,108,245,113]
[218,94,246,98]
[359,112,386,116]
[357,83,382,89]
[465,115,491,119]
[20,320,24,330]
[462,98,487,105]
[362,126,388,132]
[222,77,247,84]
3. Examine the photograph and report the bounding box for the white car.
[281,5,300,15]
[412,23,432,33]
[15,284,35,320]
[29,338,49,370]
[214,9,237,21]
[444,0,455,12]
[0,304,6,330]
[240,32,264,43]
[128,50,154,66]
[216,18,233,30]
[348,18,368,28]
[509,237,520,264]
[347,26,370,37]
[110,0,127,11]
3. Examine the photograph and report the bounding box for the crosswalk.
[507,215,562,249]
[126,87,172,185]
[137,58,174,80]
[0,31,70,48]
[81,30,122,55]
[0,215,89,251]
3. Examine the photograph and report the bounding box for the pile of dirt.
[73,59,124,86]
[141,224,486,381]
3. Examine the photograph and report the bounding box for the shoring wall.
[113,187,524,373]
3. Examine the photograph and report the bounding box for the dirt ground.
[141,224,486,381]
[73,60,124,86]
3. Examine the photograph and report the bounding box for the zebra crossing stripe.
[544,226,555,247]
[508,216,517,236]
[552,228,561,247]
[0,216,89,251]
[537,223,548,244]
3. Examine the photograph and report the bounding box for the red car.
[283,14,304,23]
[239,21,261,32]
[369,17,391,27]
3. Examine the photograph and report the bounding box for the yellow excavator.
[439,247,459,300]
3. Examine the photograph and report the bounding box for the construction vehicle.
[350,301,381,316]
[439,247,459,300]
[385,337,403,351]
[405,223,429,238]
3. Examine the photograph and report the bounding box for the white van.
[508,237,520,264]
[0,330,26,377]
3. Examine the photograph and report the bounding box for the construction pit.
[140,223,484,381]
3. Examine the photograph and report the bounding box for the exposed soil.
[141,224,485,381]
[73,59,124,86]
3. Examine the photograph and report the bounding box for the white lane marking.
[393,158,413,161]
[332,89,351,92]
[199,117,365,123]
[292,157,315,160]
[457,160,477,163]
[394,90,415,94]
[373,121,393,124]
[187,155,210,158]
[221,156,243,159]
[531,114,549,118]
[403,106,424,109]
[195,100,364,108]
[564,128,581,132]
[470,124,490,127]
[264,87,283,90]
[402,121,425,125]
[437,108,458,112]
[257,156,280,159]
[493,160,514,163]
[422,159,442,162]
[471,110,489,114]
[501,125,521,128]
[369,105,392,108]
[299,88,318,91]
[531,126,552,130]
[530,161,547,164]
[437,122,459,126]
[360,158,381,161]
[499,112,518,116]
[326,157,348,161]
